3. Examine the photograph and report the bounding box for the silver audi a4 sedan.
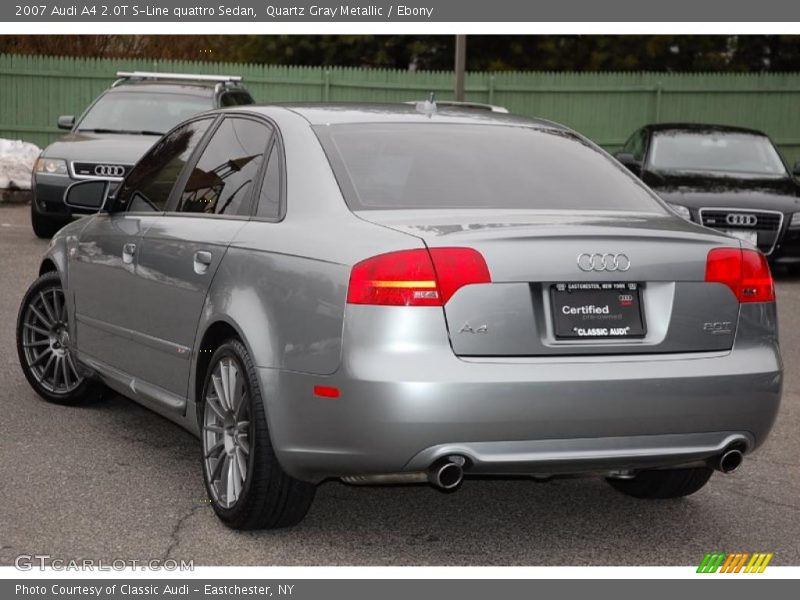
[17,104,782,530]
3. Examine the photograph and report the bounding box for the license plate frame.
[550,282,647,340]
[722,229,758,247]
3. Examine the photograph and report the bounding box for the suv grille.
[700,210,781,231]
[699,209,784,254]
[72,162,132,179]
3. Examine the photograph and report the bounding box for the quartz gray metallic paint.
[38,105,783,485]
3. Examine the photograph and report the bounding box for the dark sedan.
[616,123,800,265]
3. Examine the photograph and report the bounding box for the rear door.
[132,115,274,397]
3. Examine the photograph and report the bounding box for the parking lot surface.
[1,201,798,566]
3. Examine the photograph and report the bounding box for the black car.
[31,71,254,238]
[616,123,800,265]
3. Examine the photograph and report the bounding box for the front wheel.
[606,466,714,499]
[200,339,316,530]
[16,271,104,405]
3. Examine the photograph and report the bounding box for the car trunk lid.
[355,209,742,356]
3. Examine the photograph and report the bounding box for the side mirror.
[792,161,800,177]
[615,152,642,176]
[57,115,75,130]
[64,180,110,212]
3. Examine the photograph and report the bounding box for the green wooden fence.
[4,53,800,163]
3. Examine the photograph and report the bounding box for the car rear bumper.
[261,305,782,483]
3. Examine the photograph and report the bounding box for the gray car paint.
[357,209,743,356]
[40,104,782,484]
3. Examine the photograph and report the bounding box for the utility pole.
[454,35,467,101]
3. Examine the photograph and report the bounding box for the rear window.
[318,123,664,212]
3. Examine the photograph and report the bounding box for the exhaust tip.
[429,457,465,490]
[718,448,744,474]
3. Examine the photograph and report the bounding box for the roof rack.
[113,71,243,87]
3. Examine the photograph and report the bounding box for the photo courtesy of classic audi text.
[1,0,800,598]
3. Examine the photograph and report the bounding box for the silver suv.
[17,104,782,530]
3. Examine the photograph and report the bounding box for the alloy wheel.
[20,285,82,395]
[202,356,251,508]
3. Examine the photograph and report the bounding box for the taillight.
[705,247,775,303]
[347,247,491,306]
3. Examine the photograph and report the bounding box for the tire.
[16,271,104,405]
[606,467,714,499]
[200,339,316,530]
[31,202,64,239]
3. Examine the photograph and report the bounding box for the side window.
[623,130,646,161]
[116,118,213,213]
[175,117,273,216]
[257,142,283,219]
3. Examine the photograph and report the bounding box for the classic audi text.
[17,104,782,529]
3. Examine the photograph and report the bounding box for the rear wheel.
[200,339,316,530]
[606,467,714,499]
[16,272,104,405]
[30,202,64,239]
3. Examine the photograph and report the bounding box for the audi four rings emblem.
[93,164,125,177]
[577,253,631,272]
[726,213,757,227]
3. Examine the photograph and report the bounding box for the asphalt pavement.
[1,201,798,566]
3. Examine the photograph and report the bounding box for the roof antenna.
[415,92,437,118]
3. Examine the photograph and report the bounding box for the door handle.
[122,242,136,265]
[193,250,213,274]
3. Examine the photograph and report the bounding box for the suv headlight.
[35,158,68,175]
[666,202,692,221]
[790,212,800,229]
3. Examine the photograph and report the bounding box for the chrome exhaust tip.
[428,456,465,490]
[717,448,744,474]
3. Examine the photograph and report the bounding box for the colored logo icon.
[697,552,773,573]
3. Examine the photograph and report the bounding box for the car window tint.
[117,118,213,213]
[321,123,665,213]
[257,143,282,219]
[176,117,273,216]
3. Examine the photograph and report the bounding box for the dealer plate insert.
[550,282,646,339]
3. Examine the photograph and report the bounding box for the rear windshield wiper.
[79,128,164,136]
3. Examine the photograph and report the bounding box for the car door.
[71,117,214,376]
[131,115,275,399]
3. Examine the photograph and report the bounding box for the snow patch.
[0,139,41,190]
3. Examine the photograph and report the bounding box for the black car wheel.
[606,467,714,499]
